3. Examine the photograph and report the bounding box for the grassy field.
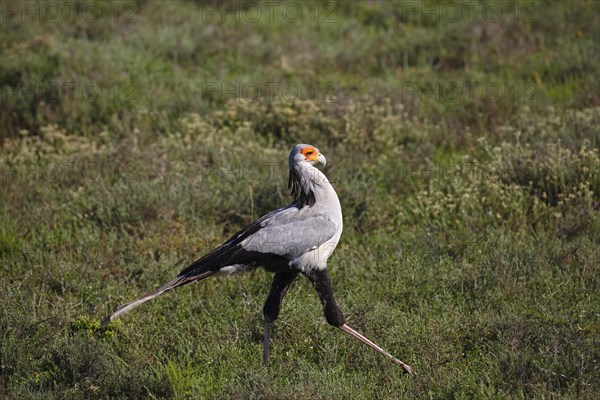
[1,0,599,398]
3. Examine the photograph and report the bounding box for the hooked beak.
[317,153,326,167]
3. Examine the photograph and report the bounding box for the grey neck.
[288,163,335,208]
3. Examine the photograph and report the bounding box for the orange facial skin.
[300,146,319,161]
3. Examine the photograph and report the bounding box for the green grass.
[1,1,599,398]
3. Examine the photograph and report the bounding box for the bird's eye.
[305,150,313,155]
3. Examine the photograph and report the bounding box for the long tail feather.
[101,270,213,328]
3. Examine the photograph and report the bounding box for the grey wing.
[240,216,337,261]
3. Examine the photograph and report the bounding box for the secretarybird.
[102,144,413,374]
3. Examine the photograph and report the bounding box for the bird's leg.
[262,270,299,366]
[304,269,414,375]
[338,324,414,375]
[303,269,345,326]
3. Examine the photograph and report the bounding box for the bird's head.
[289,144,326,168]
